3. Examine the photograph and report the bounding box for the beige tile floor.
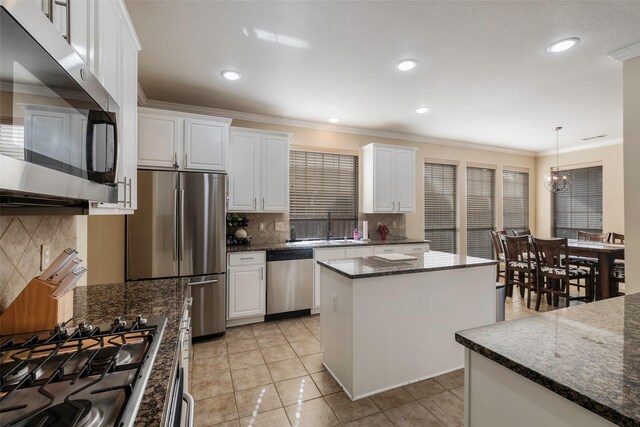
[190,291,587,427]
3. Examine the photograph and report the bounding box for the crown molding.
[137,83,147,107]
[142,99,538,157]
[608,41,640,62]
[536,138,623,157]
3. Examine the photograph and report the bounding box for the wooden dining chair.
[610,233,625,295]
[503,235,536,308]
[532,237,593,309]
[490,230,507,284]
[577,231,610,243]
[512,229,532,236]
[566,231,609,300]
[610,233,625,244]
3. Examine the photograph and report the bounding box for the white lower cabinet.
[313,248,345,310]
[227,252,266,321]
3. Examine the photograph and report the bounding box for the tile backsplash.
[227,212,406,244]
[0,216,78,313]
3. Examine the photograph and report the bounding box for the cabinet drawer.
[345,247,374,258]
[403,244,430,254]
[228,251,266,266]
[373,245,402,255]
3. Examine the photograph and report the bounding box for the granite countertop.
[72,278,188,426]
[227,237,430,252]
[317,250,497,279]
[455,293,640,426]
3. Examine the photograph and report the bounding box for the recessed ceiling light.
[328,117,339,124]
[221,70,243,81]
[395,59,418,71]
[546,37,580,53]
[415,107,430,114]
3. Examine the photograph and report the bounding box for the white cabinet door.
[118,25,138,210]
[261,135,289,212]
[394,149,415,212]
[313,248,345,309]
[184,118,228,172]
[69,0,94,69]
[228,131,260,212]
[228,265,266,319]
[138,112,182,169]
[96,0,120,105]
[373,146,395,212]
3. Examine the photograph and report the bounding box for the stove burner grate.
[24,399,93,427]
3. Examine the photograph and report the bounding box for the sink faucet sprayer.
[326,212,332,241]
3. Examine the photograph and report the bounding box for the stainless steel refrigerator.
[126,170,226,337]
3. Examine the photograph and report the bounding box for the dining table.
[567,239,625,300]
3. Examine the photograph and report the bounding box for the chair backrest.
[532,237,570,275]
[577,231,610,243]
[490,230,506,260]
[512,229,532,236]
[503,235,532,264]
[611,233,625,244]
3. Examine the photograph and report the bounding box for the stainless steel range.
[0,315,166,427]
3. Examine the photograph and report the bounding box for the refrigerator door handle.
[173,189,178,261]
[188,279,218,286]
[180,189,185,261]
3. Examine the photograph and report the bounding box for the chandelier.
[544,126,571,193]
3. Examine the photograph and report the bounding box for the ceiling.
[125,1,640,153]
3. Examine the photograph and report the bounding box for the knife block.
[0,277,74,336]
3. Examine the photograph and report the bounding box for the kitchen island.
[318,250,497,400]
[456,293,640,427]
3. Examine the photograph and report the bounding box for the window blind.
[424,163,457,253]
[466,167,495,259]
[0,123,24,160]
[289,150,358,239]
[553,166,603,239]
[502,170,529,233]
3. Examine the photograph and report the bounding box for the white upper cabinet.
[184,118,228,171]
[137,108,231,172]
[362,143,417,213]
[95,0,121,105]
[228,127,291,213]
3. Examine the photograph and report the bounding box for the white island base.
[319,258,496,400]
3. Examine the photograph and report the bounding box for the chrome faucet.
[326,212,332,241]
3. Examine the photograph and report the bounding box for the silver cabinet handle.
[262,198,265,210]
[185,151,188,166]
[188,279,218,286]
[240,257,255,260]
[260,267,264,280]
[397,201,400,211]
[392,201,395,211]
[183,392,195,427]
[127,177,132,208]
[173,152,179,169]
[254,198,257,209]
[180,189,185,261]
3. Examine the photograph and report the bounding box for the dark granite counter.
[317,250,497,279]
[72,278,188,426]
[456,294,640,426]
[227,237,430,252]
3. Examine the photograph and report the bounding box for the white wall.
[623,56,640,294]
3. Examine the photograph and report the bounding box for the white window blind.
[467,167,495,259]
[553,166,603,239]
[289,150,358,239]
[0,123,25,160]
[502,170,529,233]
[424,163,457,253]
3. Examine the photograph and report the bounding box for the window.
[553,166,603,239]
[466,167,495,259]
[502,170,529,233]
[424,163,457,253]
[0,123,25,160]
[289,150,358,239]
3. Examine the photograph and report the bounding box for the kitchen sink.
[285,239,366,247]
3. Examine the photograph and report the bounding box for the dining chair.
[532,237,593,309]
[490,230,507,284]
[512,229,532,236]
[577,231,610,243]
[610,233,625,295]
[566,231,609,299]
[610,233,625,244]
[503,235,536,309]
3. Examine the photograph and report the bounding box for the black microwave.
[0,1,120,204]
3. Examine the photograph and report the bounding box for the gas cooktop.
[0,315,166,427]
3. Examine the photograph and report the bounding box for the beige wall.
[624,56,640,294]
[87,215,125,285]
[232,119,537,256]
[535,143,624,238]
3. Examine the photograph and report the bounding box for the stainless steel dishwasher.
[266,248,314,319]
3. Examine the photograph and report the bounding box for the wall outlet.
[40,243,51,271]
[332,294,338,312]
[275,221,286,231]
[392,220,397,229]
[259,222,265,232]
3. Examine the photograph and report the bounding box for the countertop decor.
[318,251,497,279]
[72,278,188,426]
[456,293,640,426]
[227,237,430,252]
